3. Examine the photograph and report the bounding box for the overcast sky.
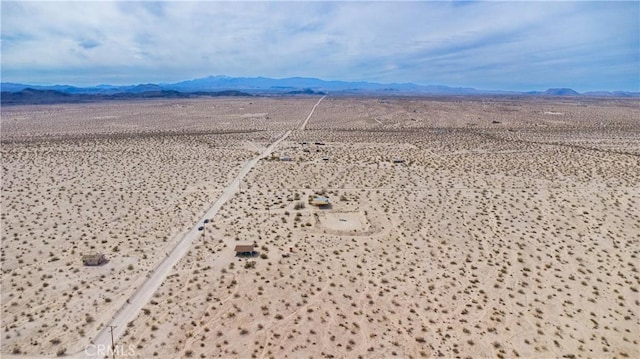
[1,1,638,91]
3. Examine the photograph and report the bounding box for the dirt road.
[299,95,326,130]
[72,95,325,359]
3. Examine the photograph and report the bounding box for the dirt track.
[75,96,325,359]
[2,95,637,359]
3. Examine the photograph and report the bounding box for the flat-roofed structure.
[234,243,257,256]
[82,253,106,266]
[311,196,331,207]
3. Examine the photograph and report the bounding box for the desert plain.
[1,95,639,359]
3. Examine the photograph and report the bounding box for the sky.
[1,1,638,92]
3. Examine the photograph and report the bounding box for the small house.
[311,196,331,207]
[82,253,106,266]
[234,244,257,256]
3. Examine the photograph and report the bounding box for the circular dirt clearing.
[318,211,370,233]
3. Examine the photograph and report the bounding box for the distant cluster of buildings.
[277,140,403,164]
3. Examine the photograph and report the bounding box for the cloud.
[1,1,638,91]
[79,39,101,50]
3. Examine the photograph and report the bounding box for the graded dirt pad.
[317,211,370,233]
[1,96,639,359]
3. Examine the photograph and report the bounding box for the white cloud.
[1,1,638,91]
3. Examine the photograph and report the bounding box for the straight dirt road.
[73,95,325,359]
[300,95,326,130]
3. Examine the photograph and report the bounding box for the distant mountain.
[119,83,164,93]
[286,88,326,95]
[1,76,487,96]
[524,88,640,97]
[1,88,253,106]
[543,88,580,96]
[582,90,639,97]
[162,75,483,95]
[1,88,77,105]
[2,76,638,102]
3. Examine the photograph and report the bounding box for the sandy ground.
[2,96,639,358]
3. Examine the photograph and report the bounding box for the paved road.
[69,95,326,359]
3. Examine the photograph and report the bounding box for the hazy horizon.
[3,74,639,95]
[2,1,638,92]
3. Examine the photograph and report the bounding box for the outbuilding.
[234,244,257,256]
[82,253,107,266]
[311,196,331,207]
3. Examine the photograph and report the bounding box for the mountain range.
[2,75,638,105]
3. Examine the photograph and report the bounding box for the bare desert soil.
[2,96,639,358]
